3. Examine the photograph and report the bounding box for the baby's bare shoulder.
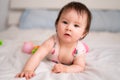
[41,34,55,49]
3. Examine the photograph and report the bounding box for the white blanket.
[0,27,120,80]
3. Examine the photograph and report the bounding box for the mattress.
[0,26,120,80]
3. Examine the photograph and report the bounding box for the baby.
[16,1,92,80]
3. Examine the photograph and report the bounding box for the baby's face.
[56,9,88,43]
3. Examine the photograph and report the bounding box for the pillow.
[90,10,120,32]
[19,9,59,29]
[19,9,120,32]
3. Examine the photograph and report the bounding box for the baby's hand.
[15,70,35,80]
[52,63,67,73]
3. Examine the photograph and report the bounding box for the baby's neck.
[59,40,77,48]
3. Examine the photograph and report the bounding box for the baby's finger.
[28,73,33,79]
[54,70,61,73]
[52,67,56,72]
[52,68,55,72]
[20,72,25,77]
[15,73,20,77]
[25,73,29,79]
[52,68,60,73]
[31,73,36,77]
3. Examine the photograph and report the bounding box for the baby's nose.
[66,24,73,31]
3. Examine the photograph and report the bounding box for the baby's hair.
[55,1,92,39]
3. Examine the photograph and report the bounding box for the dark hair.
[55,1,92,38]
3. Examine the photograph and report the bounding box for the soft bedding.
[0,26,120,80]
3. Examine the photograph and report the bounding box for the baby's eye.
[74,24,80,27]
[62,21,68,24]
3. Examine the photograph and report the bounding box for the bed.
[0,0,120,80]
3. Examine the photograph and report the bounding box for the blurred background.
[0,0,9,31]
[0,0,120,32]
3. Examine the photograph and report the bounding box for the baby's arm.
[16,36,55,79]
[52,53,86,73]
[66,53,86,72]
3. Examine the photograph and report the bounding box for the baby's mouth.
[64,33,71,37]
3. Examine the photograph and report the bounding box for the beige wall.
[10,0,120,10]
[0,0,9,31]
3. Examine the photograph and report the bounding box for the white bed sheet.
[0,26,120,80]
